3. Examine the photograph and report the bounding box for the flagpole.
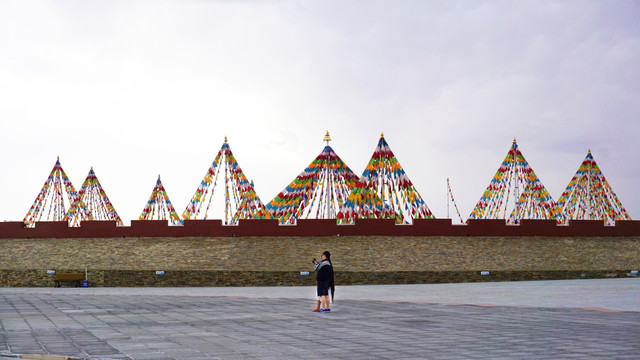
[446,178,450,219]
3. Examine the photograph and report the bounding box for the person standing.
[312,251,333,312]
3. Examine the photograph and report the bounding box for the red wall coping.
[1,219,638,238]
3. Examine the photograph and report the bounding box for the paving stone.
[1,281,639,359]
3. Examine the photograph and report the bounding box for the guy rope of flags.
[447,177,465,224]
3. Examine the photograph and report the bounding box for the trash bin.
[82,280,89,288]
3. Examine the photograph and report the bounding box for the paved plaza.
[1,279,639,359]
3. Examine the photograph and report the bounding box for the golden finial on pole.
[513,137,517,144]
[381,132,385,138]
[588,149,591,154]
[158,174,161,179]
[224,136,228,143]
[323,131,331,146]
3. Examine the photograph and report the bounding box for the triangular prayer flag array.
[139,175,181,225]
[267,131,360,224]
[23,157,79,227]
[555,150,631,225]
[338,133,434,224]
[182,137,272,224]
[468,139,557,224]
[68,167,122,226]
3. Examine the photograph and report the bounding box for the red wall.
[1,219,639,238]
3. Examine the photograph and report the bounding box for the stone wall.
[1,236,639,287]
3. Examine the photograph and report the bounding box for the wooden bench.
[54,273,85,287]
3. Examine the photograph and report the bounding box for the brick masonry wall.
[1,236,639,287]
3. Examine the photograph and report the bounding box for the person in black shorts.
[312,251,333,312]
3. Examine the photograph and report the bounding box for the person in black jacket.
[312,251,334,312]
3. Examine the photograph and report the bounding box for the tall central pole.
[512,138,520,223]
[586,149,592,220]
[446,178,450,219]
[323,131,332,218]
[224,136,230,225]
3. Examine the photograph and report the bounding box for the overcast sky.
[1,0,639,224]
